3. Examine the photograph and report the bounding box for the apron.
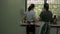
[41,22,50,34]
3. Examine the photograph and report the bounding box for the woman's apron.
[41,22,50,34]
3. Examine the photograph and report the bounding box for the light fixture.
[27,0,55,4]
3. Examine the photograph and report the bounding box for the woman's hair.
[28,4,35,11]
[44,3,49,10]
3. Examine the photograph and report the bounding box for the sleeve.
[33,11,36,18]
[49,11,53,18]
[40,11,43,18]
[39,11,44,21]
[49,11,53,22]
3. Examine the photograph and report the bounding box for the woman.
[25,4,37,23]
[25,4,37,34]
[40,3,53,34]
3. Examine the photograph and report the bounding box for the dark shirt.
[40,10,53,22]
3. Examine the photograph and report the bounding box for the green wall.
[0,0,25,34]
